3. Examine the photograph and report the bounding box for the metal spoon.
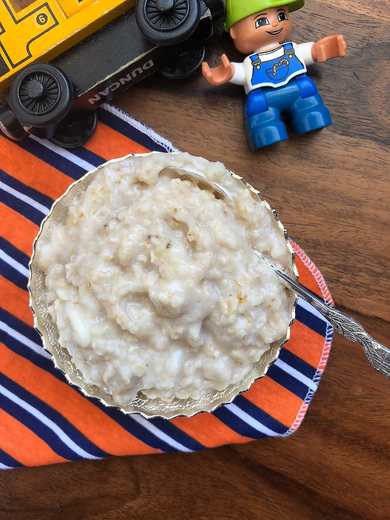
[254,251,390,378]
[160,166,233,201]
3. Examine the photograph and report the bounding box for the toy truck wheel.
[8,64,73,129]
[159,45,205,79]
[51,110,98,149]
[203,0,225,20]
[136,0,201,46]
[0,104,27,141]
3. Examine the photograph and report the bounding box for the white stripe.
[0,250,29,277]
[0,181,49,215]
[275,359,318,392]
[297,297,330,325]
[0,384,100,460]
[0,321,51,359]
[225,403,279,437]
[0,462,12,470]
[30,135,95,171]
[102,104,177,152]
[131,414,191,453]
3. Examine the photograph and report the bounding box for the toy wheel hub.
[18,71,61,116]
[156,0,175,12]
[144,0,190,31]
[26,79,45,100]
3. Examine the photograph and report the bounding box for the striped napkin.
[0,104,334,469]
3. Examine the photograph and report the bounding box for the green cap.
[225,0,305,30]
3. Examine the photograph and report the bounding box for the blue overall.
[245,42,332,150]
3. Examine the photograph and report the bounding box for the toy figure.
[202,0,347,150]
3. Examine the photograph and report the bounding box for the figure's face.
[230,7,292,54]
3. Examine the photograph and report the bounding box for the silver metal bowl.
[28,152,298,419]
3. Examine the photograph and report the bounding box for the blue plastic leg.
[290,94,332,135]
[246,107,288,150]
[294,75,318,98]
[245,89,288,150]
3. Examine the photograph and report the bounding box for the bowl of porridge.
[29,152,297,419]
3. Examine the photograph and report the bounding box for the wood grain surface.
[1,1,389,519]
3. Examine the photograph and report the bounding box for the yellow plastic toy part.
[0,0,136,92]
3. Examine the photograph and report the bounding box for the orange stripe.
[296,255,323,297]
[285,321,325,369]
[0,278,32,326]
[0,204,38,256]
[0,409,65,467]
[287,252,330,368]
[85,122,149,160]
[1,344,158,457]
[173,413,251,448]
[244,377,302,427]
[0,136,72,200]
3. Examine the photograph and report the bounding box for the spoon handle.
[274,267,390,378]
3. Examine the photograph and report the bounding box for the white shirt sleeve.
[294,42,315,67]
[230,62,246,86]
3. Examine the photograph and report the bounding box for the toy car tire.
[50,110,98,149]
[159,45,205,79]
[202,0,225,20]
[0,104,27,141]
[136,0,201,46]
[8,63,73,128]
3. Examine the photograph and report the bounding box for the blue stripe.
[0,392,81,461]
[99,108,167,153]
[0,238,30,269]
[94,405,178,453]
[0,395,80,461]
[149,417,204,451]
[0,374,107,459]
[0,308,43,346]
[0,332,66,383]
[0,238,29,290]
[213,406,266,440]
[0,260,27,290]
[278,348,317,380]
[296,303,327,337]
[232,395,288,435]
[0,448,22,468]
[267,364,308,400]
[0,169,53,209]
[0,187,44,225]
[73,147,105,167]
[19,139,86,180]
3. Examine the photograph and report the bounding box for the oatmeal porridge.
[34,152,294,405]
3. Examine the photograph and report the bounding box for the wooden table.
[1,1,389,518]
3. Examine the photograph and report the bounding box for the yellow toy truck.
[0,0,224,147]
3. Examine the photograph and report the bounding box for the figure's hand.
[202,54,234,86]
[312,35,347,63]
